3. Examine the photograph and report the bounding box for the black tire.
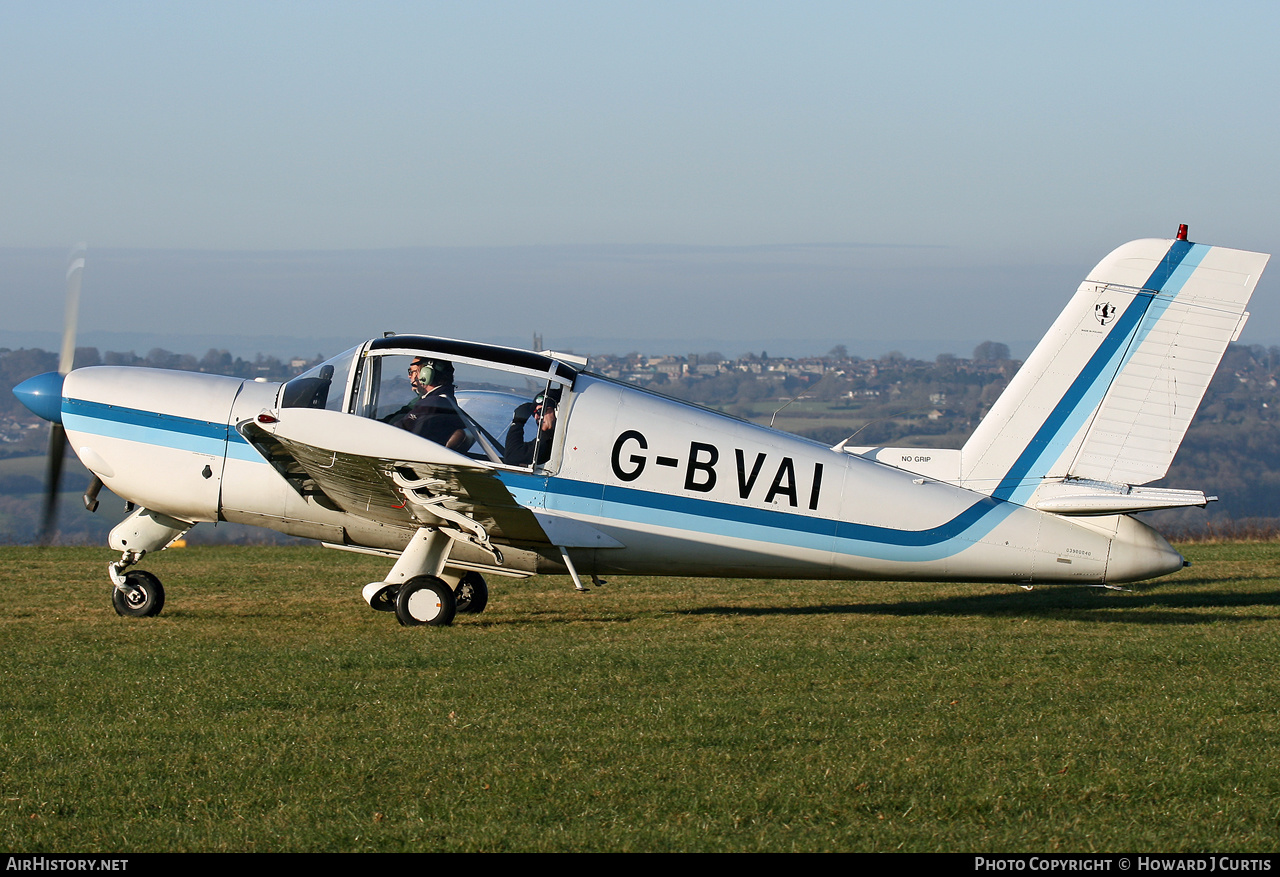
[112,570,165,618]
[455,571,489,614]
[395,575,456,627]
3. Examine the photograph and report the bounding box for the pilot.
[395,357,469,451]
[504,389,558,465]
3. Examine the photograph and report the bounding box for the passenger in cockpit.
[393,357,469,451]
[504,390,557,465]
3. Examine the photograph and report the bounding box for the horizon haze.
[3,3,1276,359]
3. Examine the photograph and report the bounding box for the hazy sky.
[3,1,1278,359]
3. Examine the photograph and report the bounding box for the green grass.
[2,542,1280,852]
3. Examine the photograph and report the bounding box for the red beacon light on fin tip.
[1177,223,1189,241]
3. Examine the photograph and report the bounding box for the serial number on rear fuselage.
[609,429,824,510]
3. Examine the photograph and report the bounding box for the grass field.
[2,542,1279,852]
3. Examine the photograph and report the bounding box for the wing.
[240,407,555,550]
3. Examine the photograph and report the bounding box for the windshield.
[279,346,358,411]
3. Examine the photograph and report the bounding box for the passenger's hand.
[513,402,536,424]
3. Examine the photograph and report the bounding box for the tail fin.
[960,231,1269,507]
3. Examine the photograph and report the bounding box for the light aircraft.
[13,226,1269,625]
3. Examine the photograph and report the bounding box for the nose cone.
[13,371,65,424]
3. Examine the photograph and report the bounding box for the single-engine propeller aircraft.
[14,226,1270,625]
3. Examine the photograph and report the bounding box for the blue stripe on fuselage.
[499,471,1018,563]
[61,398,259,461]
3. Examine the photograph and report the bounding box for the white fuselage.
[60,364,1185,585]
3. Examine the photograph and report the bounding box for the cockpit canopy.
[281,336,579,470]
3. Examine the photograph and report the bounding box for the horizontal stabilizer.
[841,446,961,482]
[1033,484,1213,516]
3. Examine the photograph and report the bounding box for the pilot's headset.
[412,357,455,389]
[534,388,559,414]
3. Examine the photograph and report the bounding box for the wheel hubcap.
[406,589,441,622]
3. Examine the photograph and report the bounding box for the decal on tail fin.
[959,231,1268,507]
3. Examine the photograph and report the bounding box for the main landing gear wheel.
[111,570,165,618]
[455,571,489,614]
[395,575,456,627]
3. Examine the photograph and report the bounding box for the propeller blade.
[59,244,85,375]
[40,424,67,544]
[39,245,85,544]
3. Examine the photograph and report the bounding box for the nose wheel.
[111,570,165,618]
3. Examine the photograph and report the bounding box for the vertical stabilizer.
[960,233,1268,505]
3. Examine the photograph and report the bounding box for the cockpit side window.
[498,385,561,467]
[354,349,571,471]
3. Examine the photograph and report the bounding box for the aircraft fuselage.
[58,361,1184,586]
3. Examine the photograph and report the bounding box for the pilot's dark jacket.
[504,420,553,466]
[396,386,466,447]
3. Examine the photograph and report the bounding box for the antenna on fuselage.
[769,369,843,429]
[830,408,929,453]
